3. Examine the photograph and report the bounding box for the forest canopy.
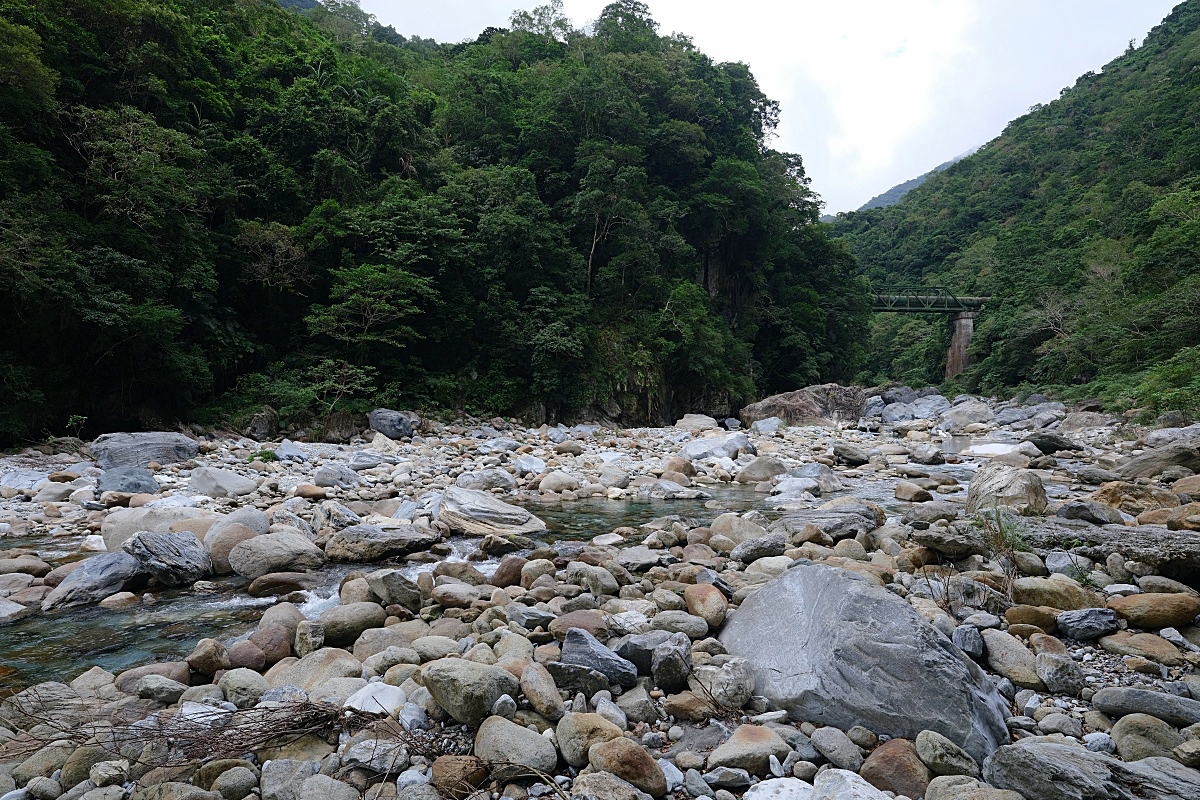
[0,0,869,441]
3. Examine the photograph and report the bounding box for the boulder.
[122,531,211,586]
[91,432,198,469]
[437,486,547,537]
[455,469,517,492]
[1018,520,1200,581]
[368,408,417,440]
[190,467,258,498]
[707,725,790,777]
[266,648,362,691]
[473,715,557,779]
[720,564,1009,764]
[859,738,930,800]
[1091,687,1200,727]
[422,658,520,725]
[966,462,1047,516]
[324,524,438,562]
[937,402,994,433]
[228,533,325,580]
[560,628,637,687]
[983,740,1200,800]
[101,506,215,552]
[41,553,144,611]
[680,433,754,461]
[1116,436,1200,479]
[206,523,258,575]
[740,385,867,426]
[587,736,667,796]
[317,602,387,647]
[1108,593,1200,629]
[556,712,624,768]
[736,457,788,484]
[97,467,159,495]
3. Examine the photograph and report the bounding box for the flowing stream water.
[1,488,767,689]
[0,435,1025,691]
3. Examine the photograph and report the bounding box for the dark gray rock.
[953,625,985,660]
[832,442,871,466]
[368,409,417,440]
[1091,687,1200,727]
[97,467,159,495]
[91,432,198,469]
[983,741,1200,800]
[719,564,1010,764]
[1056,500,1124,526]
[543,662,609,697]
[312,464,361,489]
[730,533,787,563]
[324,524,438,562]
[614,630,673,674]
[505,604,556,631]
[1023,432,1082,455]
[1076,466,1120,485]
[902,501,959,527]
[1055,608,1119,640]
[788,463,844,493]
[1116,436,1200,479]
[650,632,692,693]
[122,531,211,586]
[560,628,637,688]
[41,553,144,611]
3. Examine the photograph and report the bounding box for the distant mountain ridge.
[856,147,979,212]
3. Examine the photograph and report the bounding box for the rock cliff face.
[740,384,867,427]
[720,564,1010,764]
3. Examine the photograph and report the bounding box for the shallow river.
[1,488,766,690]
[0,431,1035,692]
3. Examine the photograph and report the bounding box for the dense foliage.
[833,0,1200,418]
[0,0,869,441]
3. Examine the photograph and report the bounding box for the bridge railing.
[871,286,988,312]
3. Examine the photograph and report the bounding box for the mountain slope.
[833,0,1200,416]
[856,148,978,211]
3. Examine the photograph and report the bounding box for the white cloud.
[358,0,1179,211]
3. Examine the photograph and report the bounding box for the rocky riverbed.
[2,386,1200,800]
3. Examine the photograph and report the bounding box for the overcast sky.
[358,0,1180,213]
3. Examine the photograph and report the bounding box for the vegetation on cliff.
[0,0,869,441]
[834,0,1200,418]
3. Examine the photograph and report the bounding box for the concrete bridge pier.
[945,311,976,379]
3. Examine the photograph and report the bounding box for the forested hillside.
[834,0,1200,417]
[0,0,869,442]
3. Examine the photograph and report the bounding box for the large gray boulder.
[324,524,438,562]
[228,533,325,579]
[122,531,211,586]
[91,432,198,469]
[965,462,1047,516]
[97,467,159,495]
[368,408,418,440]
[680,433,753,461]
[720,564,1009,764]
[422,658,520,725]
[983,741,1200,800]
[740,384,867,426]
[190,467,257,498]
[41,553,144,611]
[438,486,547,537]
[100,506,215,552]
[1116,435,1200,479]
[937,401,994,433]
